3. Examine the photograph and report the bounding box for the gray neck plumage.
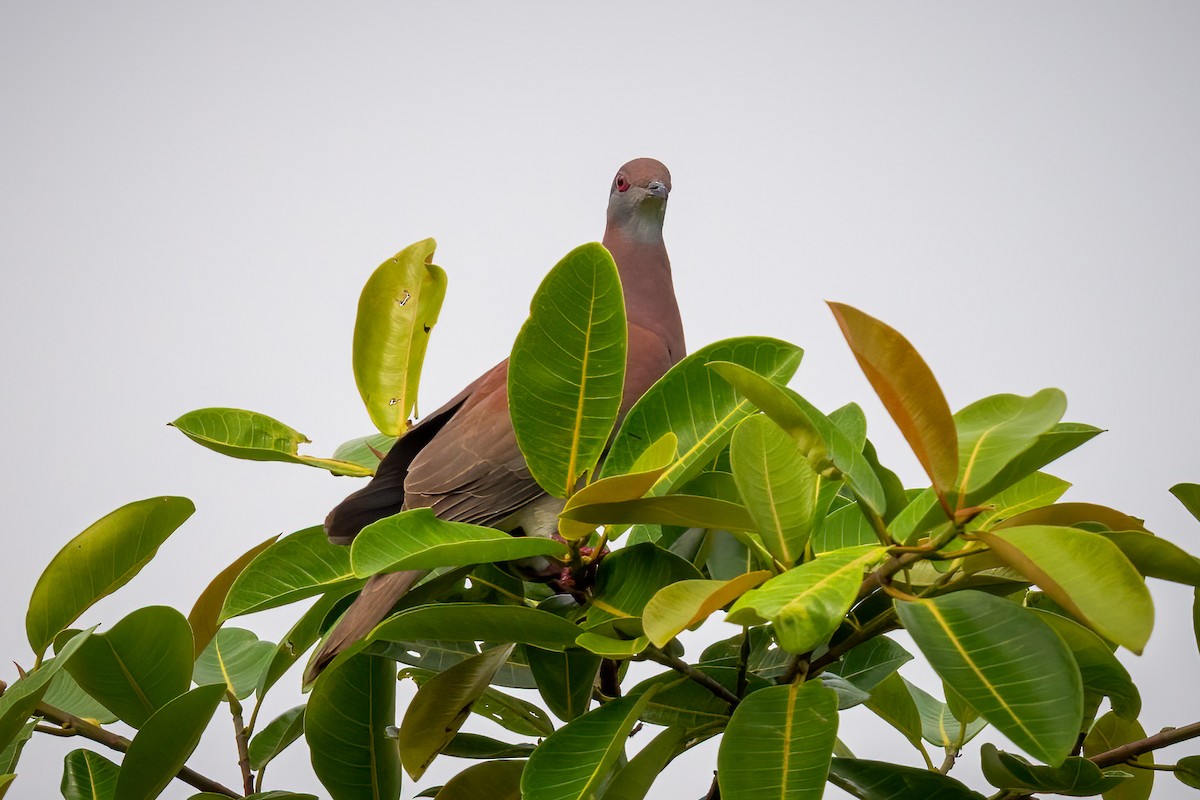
[603,208,686,360]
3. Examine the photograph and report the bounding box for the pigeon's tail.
[305,569,427,683]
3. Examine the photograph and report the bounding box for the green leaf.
[525,647,599,723]
[330,433,398,475]
[0,629,92,752]
[1100,530,1200,586]
[727,546,887,653]
[170,408,371,476]
[26,497,194,657]
[1083,712,1152,800]
[954,389,1067,505]
[995,501,1148,533]
[61,749,119,800]
[400,665,555,735]
[379,639,537,689]
[559,433,677,541]
[966,471,1071,530]
[812,502,878,554]
[441,733,536,760]
[353,238,447,435]
[600,338,804,494]
[521,691,656,800]
[1176,756,1200,790]
[0,721,32,775]
[192,627,275,700]
[643,572,770,647]
[708,361,886,515]
[587,543,702,627]
[306,654,401,800]
[256,588,355,698]
[827,302,958,506]
[895,591,1082,764]
[559,495,756,532]
[42,664,117,725]
[1170,483,1200,523]
[601,725,688,800]
[905,679,988,747]
[0,775,12,799]
[433,761,523,800]
[977,525,1154,653]
[980,742,1130,795]
[188,535,278,658]
[628,667,763,729]
[65,607,193,728]
[718,682,839,800]
[825,635,913,693]
[351,508,567,577]
[221,526,362,619]
[1030,609,1141,720]
[399,644,516,780]
[510,242,627,497]
[827,758,986,799]
[113,683,226,800]
[862,672,923,751]
[731,415,819,564]
[249,704,305,771]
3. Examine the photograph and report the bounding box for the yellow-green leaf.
[558,432,676,540]
[643,572,770,647]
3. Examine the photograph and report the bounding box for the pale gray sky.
[3,3,1199,799]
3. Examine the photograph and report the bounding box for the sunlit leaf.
[189,535,278,657]
[170,408,371,476]
[510,242,627,498]
[953,389,1067,505]
[966,471,1071,530]
[65,607,193,728]
[600,338,804,494]
[306,654,400,800]
[718,682,839,800]
[221,526,362,620]
[353,238,447,435]
[26,497,194,657]
[731,415,818,564]
[559,433,677,541]
[399,644,515,780]
[827,302,957,506]
[812,502,878,554]
[643,572,770,647]
[113,683,226,800]
[977,525,1153,653]
[895,591,1082,765]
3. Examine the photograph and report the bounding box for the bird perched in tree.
[308,158,685,679]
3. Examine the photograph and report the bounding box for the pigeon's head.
[607,158,671,237]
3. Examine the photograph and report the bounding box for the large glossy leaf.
[248,705,305,771]
[1100,530,1200,586]
[1171,482,1200,522]
[192,627,275,700]
[41,645,116,724]
[188,535,278,657]
[731,415,818,564]
[400,665,554,735]
[977,525,1153,653]
[351,508,567,577]
[812,503,878,554]
[1083,712,1152,800]
[827,302,958,504]
[433,760,524,800]
[1030,609,1140,720]
[61,749,120,800]
[521,691,656,800]
[26,497,194,657]
[643,572,770,647]
[0,629,92,752]
[718,682,839,800]
[353,238,447,435]
[525,647,599,723]
[558,433,677,541]
[709,361,886,515]
[602,725,688,800]
[953,390,1067,505]
[221,526,362,619]
[825,635,913,693]
[980,743,1130,796]
[827,758,986,800]
[599,338,803,494]
[895,591,1082,764]
[510,242,627,497]
[399,645,515,780]
[306,654,400,800]
[65,606,193,728]
[170,408,371,476]
[586,543,702,627]
[113,683,226,800]
[727,546,886,653]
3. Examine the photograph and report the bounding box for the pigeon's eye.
[616,177,629,192]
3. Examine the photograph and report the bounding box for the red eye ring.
[616,176,629,192]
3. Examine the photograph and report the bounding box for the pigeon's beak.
[646,180,669,200]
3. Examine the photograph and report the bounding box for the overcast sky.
[3,3,1199,799]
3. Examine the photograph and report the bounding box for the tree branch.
[226,691,255,795]
[643,647,740,708]
[34,701,239,798]
[1090,720,1200,768]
